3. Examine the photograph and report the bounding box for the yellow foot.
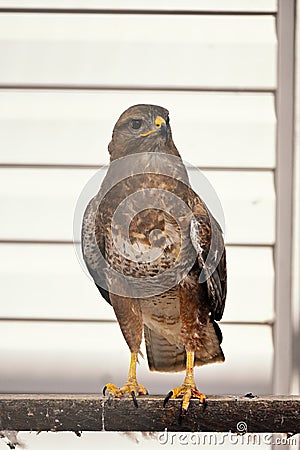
[164,384,206,413]
[103,381,148,407]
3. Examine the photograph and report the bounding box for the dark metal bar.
[0,395,298,433]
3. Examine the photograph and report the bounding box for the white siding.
[0,244,274,322]
[0,322,272,394]
[0,168,275,244]
[0,0,277,12]
[0,91,276,168]
[0,14,276,88]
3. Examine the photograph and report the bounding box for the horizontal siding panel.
[201,170,275,244]
[0,91,276,168]
[222,246,274,322]
[0,168,275,244]
[0,0,278,12]
[0,14,276,88]
[0,243,115,322]
[0,244,274,323]
[0,322,273,394]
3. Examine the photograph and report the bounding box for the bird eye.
[131,119,142,130]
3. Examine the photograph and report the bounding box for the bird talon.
[163,390,173,407]
[137,384,148,396]
[131,391,138,408]
[103,377,147,405]
[166,383,206,413]
[102,383,121,398]
[196,391,207,406]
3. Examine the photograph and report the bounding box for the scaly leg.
[164,351,206,413]
[103,353,147,406]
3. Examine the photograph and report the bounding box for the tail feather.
[144,321,224,372]
[144,325,185,372]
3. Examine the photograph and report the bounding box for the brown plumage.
[82,104,227,413]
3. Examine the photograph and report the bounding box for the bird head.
[108,104,179,161]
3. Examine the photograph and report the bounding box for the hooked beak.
[139,116,166,137]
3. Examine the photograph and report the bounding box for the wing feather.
[190,207,227,321]
[81,195,111,305]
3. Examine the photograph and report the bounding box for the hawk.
[82,104,226,413]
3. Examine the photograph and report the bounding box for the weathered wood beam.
[0,395,299,434]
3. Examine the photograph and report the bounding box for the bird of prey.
[82,104,226,413]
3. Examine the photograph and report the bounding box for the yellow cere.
[155,116,166,127]
[140,116,166,137]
